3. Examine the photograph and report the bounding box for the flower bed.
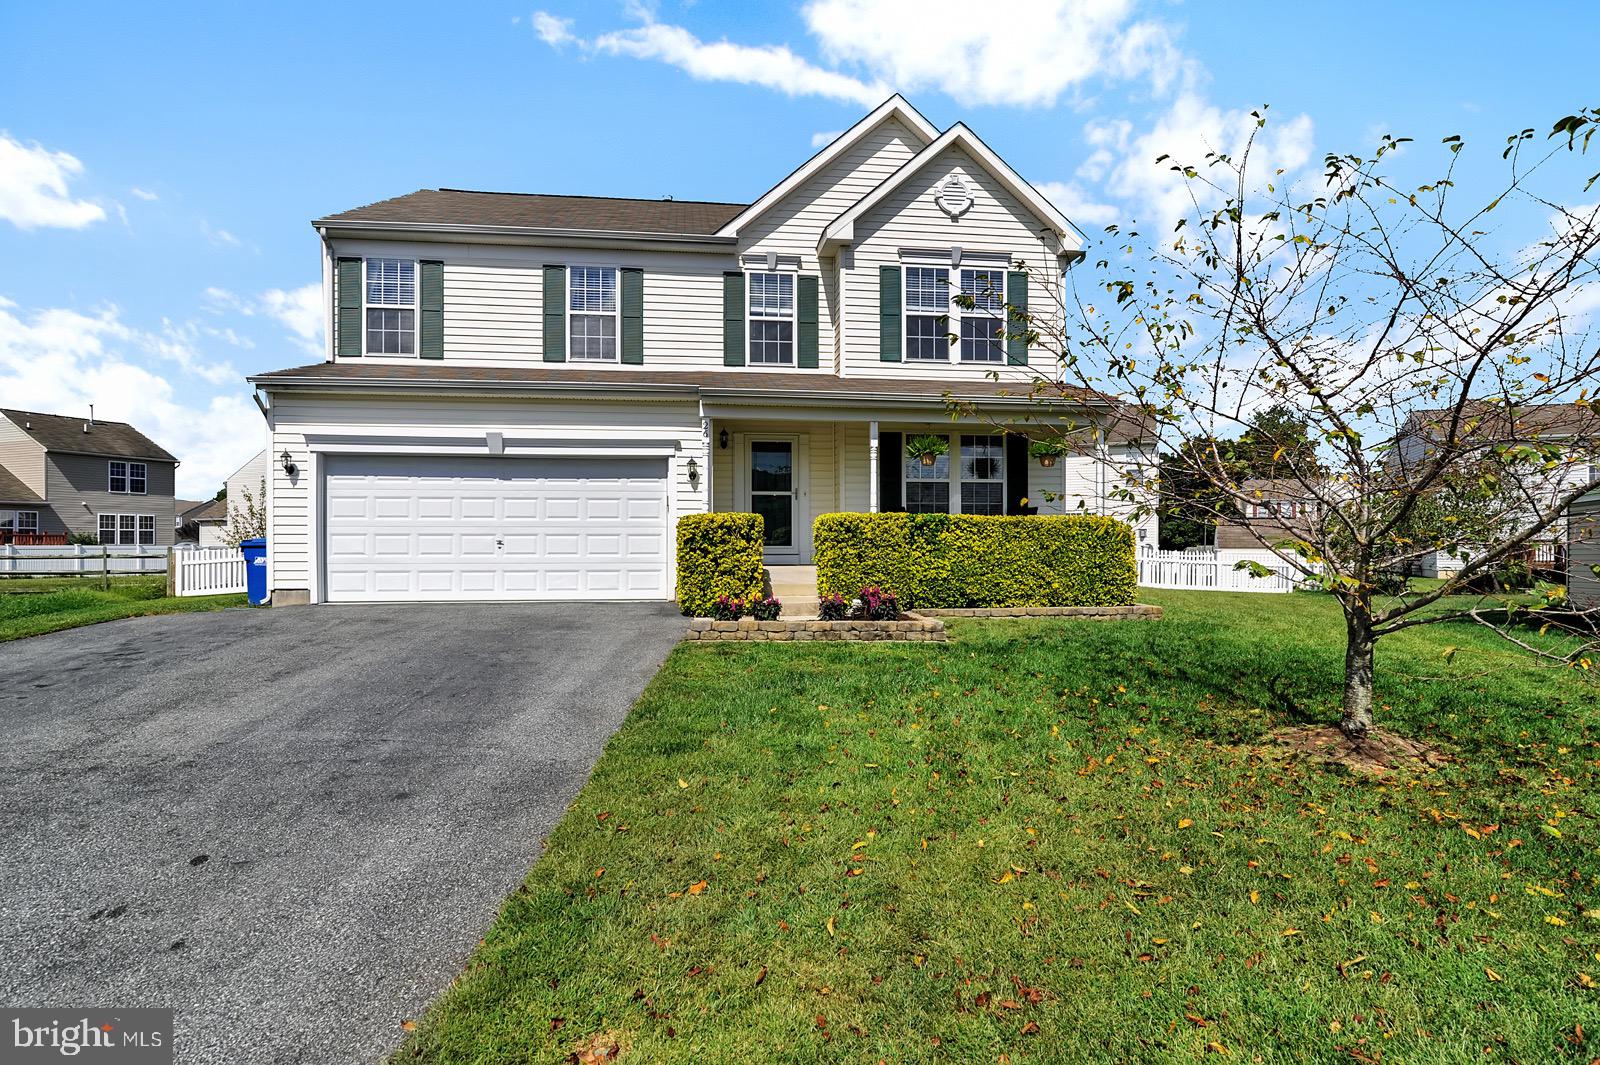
[684,613,946,642]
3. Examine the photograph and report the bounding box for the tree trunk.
[1341,602,1376,743]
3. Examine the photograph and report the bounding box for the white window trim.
[956,268,1007,364]
[903,266,950,362]
[98,512,157,546]
[17,510,38,532]
[108,460,148,494]
[567,264,621,362]
[901,433,1007,515]
[745,268,798,367]
[362,257,419,357]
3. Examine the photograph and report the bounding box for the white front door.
[748,439,800,563]
[321,454,669,602]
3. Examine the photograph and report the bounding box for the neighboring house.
[1214,478,1322,550]
[187,449,269,547]
[174,498,208,542]
[249,96,1156,605]
[1394,403,1599,577]
[0,408,179,546]
[1570,490,1600,610]
[185,498,230,547]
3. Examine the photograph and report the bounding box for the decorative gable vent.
[935,175,974,220]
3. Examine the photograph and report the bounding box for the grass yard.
[399,589,1600,1064]
[0,574,246,641]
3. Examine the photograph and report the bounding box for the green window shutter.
[419,260,444,360]
[879,265,902,362]
[797,274,819,369]
[620,267,644,364]
[723,272,745,366]
[1006,270,1029,365]
[542,265,566,362]
[336,257,362,357]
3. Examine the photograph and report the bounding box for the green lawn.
[399,589,1599,1064]
[0,574,246,641]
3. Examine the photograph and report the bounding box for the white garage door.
[323,454,669,602]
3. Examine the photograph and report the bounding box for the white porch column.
[700,413,714,509]
[868,420,880,513]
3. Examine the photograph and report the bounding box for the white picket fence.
[1137,547,1308,593]
[0,544,167,576]
[172,546,247,596]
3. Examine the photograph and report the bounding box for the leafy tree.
[223,480,266,547]
[990,108,1600,743]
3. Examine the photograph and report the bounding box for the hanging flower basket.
[905,434,950,466]
[1038,454,1058,468]
[1028,438,1071,468]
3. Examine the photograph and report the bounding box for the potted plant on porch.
[1028,438,1071,468]
[905,434,950,467]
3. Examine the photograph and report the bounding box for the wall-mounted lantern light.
[718,428,729,450]
[280,449,298,477]
[686,458,700,487]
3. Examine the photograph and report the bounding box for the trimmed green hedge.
[813,513,1137,609]
[676,513,766,617]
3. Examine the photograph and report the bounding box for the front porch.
[703,411,1134,567]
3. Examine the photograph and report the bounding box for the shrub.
[857,586,900,620]
[750,596,782,621]
[676,513,765,617]
[818,592,849,621]
[813,513,1137,609]
[712,595,746,621]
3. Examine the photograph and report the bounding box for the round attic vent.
[935,175,974,220]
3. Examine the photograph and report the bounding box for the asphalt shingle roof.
[0,464,43,504]
[0,409,177,462]
[318,190,747,236]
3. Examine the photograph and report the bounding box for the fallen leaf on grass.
[400,1020,417,1032]
[677,778,689,789]
[754,966,768,987]
[1185,1013,1208,1028]
[1177,819,1193,829]
[1205,1042,1230,1055]
[1485,967,1503,982]
[687,880,708,896]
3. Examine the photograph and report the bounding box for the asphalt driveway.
[0,602,686,1063]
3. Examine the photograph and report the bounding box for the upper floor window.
[569,266,618,361]
[747,272,794,365]
[958,269,1005,363]
[1250,500,1298,519]
[108,460,147,494]
[365,258,416,355]
[905,267,950,361]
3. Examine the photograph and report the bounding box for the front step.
[765,565,819,618]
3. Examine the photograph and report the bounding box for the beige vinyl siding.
[841,145,1065,380]
[265,392,707,595]
[0,415,46,496]
[837,424,871,512]
[328,240,733,371]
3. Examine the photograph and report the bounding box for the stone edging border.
[684,613,947,642]
[915,604,1163,619]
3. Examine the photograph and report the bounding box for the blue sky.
[0,1,1590,495]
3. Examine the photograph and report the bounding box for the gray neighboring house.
[0,408,179,546]
[1570,489,1600,610]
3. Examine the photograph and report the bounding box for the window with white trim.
[904,436,951,513]
[569,266,618,361]
[364,258,416,355]
[138,514,156,545]
[98,513,154,546]
[904,267,950,361]
[958,269,1005,363]
[747,271,794,365]
[17,511,37,533]
[107,460,146,494]
[959,435,1005,514]
[98,514,116,545]
[1251,500,1298,519]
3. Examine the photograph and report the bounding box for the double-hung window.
[569,266,618,361]
[17,511,37,533]
[958,269,1005,363]
[365,258,416,355]
[98,513,155,546]
[747,272,794,365]
[959,435,1005,514]
[904,267,950,361]
[904,436,951,513]
[108,460,146,494]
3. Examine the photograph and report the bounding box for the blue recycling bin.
[240,537,269,605]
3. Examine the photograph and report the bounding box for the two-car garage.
[320,454,670,602]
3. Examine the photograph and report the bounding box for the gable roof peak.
[714,94,940,238]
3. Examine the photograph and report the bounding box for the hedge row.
[676,513,765,617]
[813,512,1136,609]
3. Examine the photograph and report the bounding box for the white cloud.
[591,18,887,106]
[810,130,843,149]
[0,133,106,230]
[129,186,158,201]
[532,11,576,47]
[1036,180,1120,229]
[201,221,243,248]
[0,300,259,496]
[803,0,1178,107]
[206,282,324,356]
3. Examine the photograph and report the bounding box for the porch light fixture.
[686,458,700,487]
[718,428,729,450]
[280,449,297,477]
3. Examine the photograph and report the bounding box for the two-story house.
[0,408,179,546]
[248,96,1155,605]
